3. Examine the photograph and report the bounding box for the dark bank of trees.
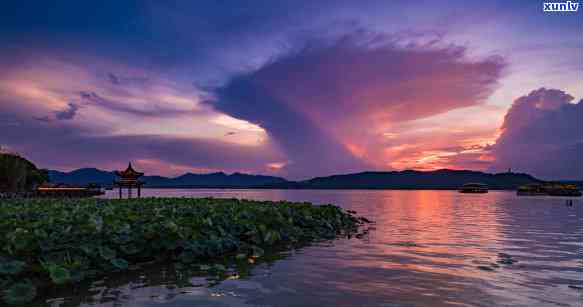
[0,153,49,192]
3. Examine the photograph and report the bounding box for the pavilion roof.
[115,162,144,178]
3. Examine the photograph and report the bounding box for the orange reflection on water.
[346,190,505,278]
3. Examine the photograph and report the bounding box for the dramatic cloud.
[0,57,280,176]
[490,88,583,179]
[78,91,199,118]
[2,1,581,178]
[54,102,80,120]
[211,33,505,178]
[0,112,284,176]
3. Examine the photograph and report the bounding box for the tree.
[0,154,48,192]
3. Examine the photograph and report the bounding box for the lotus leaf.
[165,221,179,233]
[89,216,103,232]
[99,246,116,260]
[114,233,132,244]
[0,197,368,304]
[111,258,129,270]
[2,280,37,304]
[0,260,26,275]
[212,264,226,271]
[70,270,85,283]
[264,230,280,245]
[79,244,97,256]
[120,244,141,255]
[180,251,196,264]
[49,266,71,285]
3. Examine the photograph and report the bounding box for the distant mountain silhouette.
[49,168,544,190]
[48,168,115,186]
[48,169,288,188]
[267,169,543,190]
[150,172,288,188]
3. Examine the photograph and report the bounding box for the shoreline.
[109,186,520,191]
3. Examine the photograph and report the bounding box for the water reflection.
[39,190,583,306]
[35,247,306,307]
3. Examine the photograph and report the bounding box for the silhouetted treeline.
[0,153,48,192]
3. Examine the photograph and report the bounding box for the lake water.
[46,189,583,306]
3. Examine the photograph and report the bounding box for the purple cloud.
[78,91,201,118]
[210,32,505,178]
[0,114,284,175]
[54,102,80,120]
[491,88,583,179]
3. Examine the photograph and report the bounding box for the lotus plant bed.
[0,197,369,304]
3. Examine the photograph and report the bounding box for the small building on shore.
[114,163,145,199]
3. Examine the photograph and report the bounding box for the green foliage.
[2,280,37,305]
[48,266,71,285]
[0,260,26,275]
[99,246,116,260]
[111,258,129,270]
[0,197,367,304]
[0,153,48,192]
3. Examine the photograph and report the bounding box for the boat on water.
[517,184,548,196]
[459,183,489,193]
[517,183,582,197]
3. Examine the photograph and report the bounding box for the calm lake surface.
[46,189,583,306]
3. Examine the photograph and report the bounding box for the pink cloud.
[213,32,505,178]
[490,88,583,179]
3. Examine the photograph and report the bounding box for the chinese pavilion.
[113,162,144,199]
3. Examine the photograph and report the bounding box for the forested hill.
[267,169,542,190]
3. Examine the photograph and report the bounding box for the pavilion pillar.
[114,163,145,200]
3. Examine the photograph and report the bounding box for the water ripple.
[40,190,583,306]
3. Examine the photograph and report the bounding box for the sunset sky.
[1,1,582,180]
